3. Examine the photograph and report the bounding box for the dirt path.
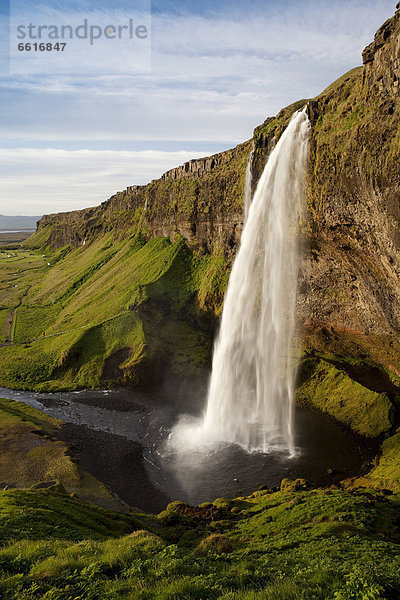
[0,285,31,347]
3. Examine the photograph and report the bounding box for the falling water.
[244,145,255,224]
[244,138,275,224]
[169,109,310,457]
[205,109,310,456]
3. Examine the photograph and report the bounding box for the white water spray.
[170,109,310,456]
[244,137,275,224]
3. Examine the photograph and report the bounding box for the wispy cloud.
[0,148,215,215]
[1,1,395,145]
[0,0,396,214]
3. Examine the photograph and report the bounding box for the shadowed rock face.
[35,6,400,371]
[297,5,400,367]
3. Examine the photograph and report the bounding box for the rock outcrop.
[298,5,400,367]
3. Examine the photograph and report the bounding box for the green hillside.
[0,234,227,391]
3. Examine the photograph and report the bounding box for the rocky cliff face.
[300,5,400,370]
[38,141,252,257]
[33,5,400,372]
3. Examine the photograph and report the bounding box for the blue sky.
[0,0,396,215]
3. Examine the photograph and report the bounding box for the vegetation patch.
[0,486,399,599]
[0,398,124,510]
[296,357,393,437]
[349,430,400,492]
[0,237,225,390]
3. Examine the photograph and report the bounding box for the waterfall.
[169,109,310,457]
[203,109,309,454]
[244,145,254,223]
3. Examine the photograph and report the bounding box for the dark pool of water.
[0,381,376,513]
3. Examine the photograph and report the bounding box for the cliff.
[300,4,400,369]
[37,140,252,257]
[17,4,400,388]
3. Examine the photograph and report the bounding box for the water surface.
[0,383,375,512]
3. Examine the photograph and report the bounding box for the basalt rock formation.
[300,5,400,370]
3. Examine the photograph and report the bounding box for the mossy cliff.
[296,353,399,438]
[35,139,252,258]
[300,6,400,372]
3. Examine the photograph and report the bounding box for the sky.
[0,0,397,216]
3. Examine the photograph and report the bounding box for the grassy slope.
[0,398,125,511]
[348,430,400,493]
[0,486,399,599]
[0,235,227,391]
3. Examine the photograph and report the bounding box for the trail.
[0,285,31,347]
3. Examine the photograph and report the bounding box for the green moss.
[0,486,399,599]
[296,358,393,437]
[22,225,52,249]
[198,533,233,554]
[13,305,60,343]
[0,235,225,390]
[157,502,190,526]
[0,489,134,543]
[353,430,400,492]
[255,99,309,141]
[0,398,125,510]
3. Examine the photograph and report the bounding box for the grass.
[0,398,126,510]
[296,356,393,437]
[0,235,225,390]
[0,486,399,599]
[0,307,11,342]
[349,430,400,493]
[0,490,135,543]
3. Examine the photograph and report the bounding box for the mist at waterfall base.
[167,109,310,475]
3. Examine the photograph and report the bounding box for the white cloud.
[0,0,396,214]
[0,148,215,215]
[1,2,395,145]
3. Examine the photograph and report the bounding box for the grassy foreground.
[0,484,399,599]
